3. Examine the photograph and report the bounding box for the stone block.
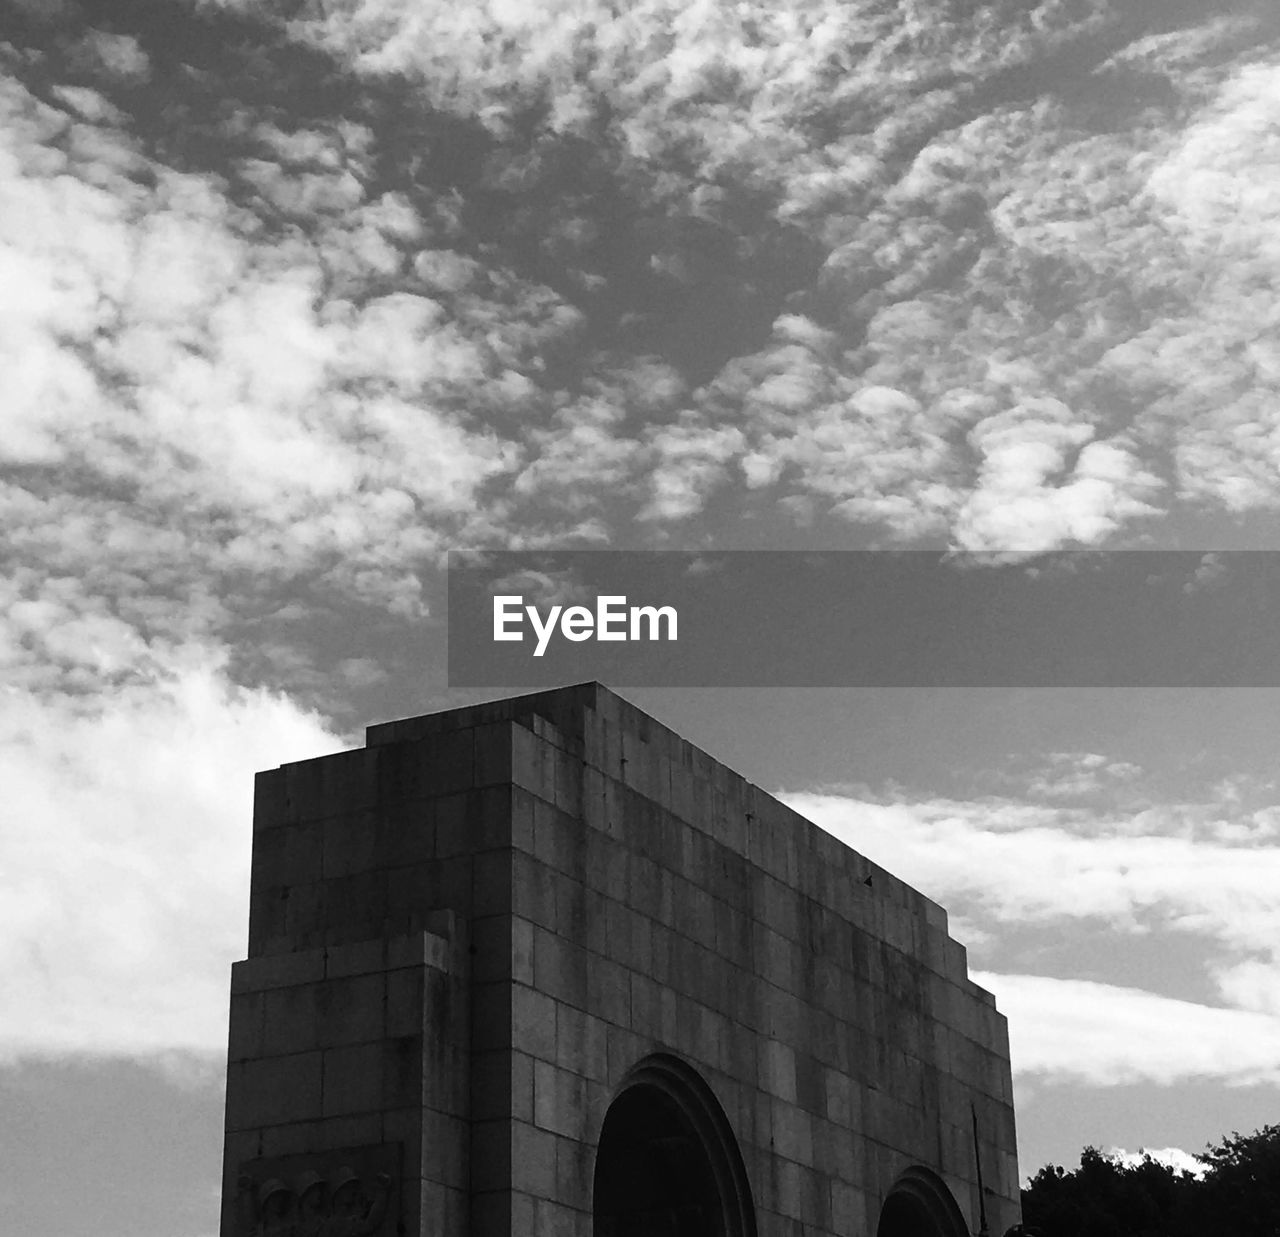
[376,731,472,803]
[383,860,446,922]
[532,1060,587,1138]
[511,984,558,1063]
[433,791,471,858]
[262,982,322,1057]
[467,786,516,853]
[531,798,577,876]
[471,849,514,917]
[252,768,288,831]
[416,1179,467,1237]
[226,1051,322,1130]
[582,886,610,955]
[760,1038,798,1103]
[554,1005,608,1083]
[623,905,654,975]
[773,1098,814,1165]
[470,1122,513,1193]
[510,1120,558,1198]
[319,811,379,880]
[943,936,969,983]
[469,1048,511,1123]
[511,1049,534,1124]
[509,915,534,986]
[469,913,511,983]
[585,955,630,1023]
[421,1106,468,1189]
[628,972,661,1038]
[315,973,385,1047]
[474,721,513,787]
[383,928,445,970]
[552,744,583,817]
[251,823,323,890]
[281,748,377,823]
[227,990,265,1062]
[512,722,555,802]
[511,852,557,929]
[324,936,383,980]
[595,774,628,842]
[533,924,588,1007]
[552,875,587,943]
[231,949,325,995]
[247,886,289,946]
[316,870,389,940]
[554,1138,594,1213]
[319,1044,385,1119]
[761,982,803,1045]
[256,1121,319,1158]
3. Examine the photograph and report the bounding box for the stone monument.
[218,682,1018,1236]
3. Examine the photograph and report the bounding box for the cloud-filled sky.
[5,1,1280,1233]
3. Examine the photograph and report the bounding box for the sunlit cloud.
[976,972,1280,1087]
[0,654,344,1062]
[1106,1146,1207,1178]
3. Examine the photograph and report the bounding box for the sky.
[4,0,1280,1233]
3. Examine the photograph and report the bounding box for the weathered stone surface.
[219,683,1018,1237]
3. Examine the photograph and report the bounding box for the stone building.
[219,682,1018,1236]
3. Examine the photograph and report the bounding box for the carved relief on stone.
[234,1143,399,1237]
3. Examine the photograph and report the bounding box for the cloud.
[1130,60,1280,514]
[954,401,1162,551]
[0,67,532,632]
[248,0,1215,548]
[13,2,1280,563]
[639,417,745,523]
[1183,551,1229,594]
[1212,957,1280,1019]
[513,395,642,513]
[1105,1146,1206,1178]
[785,788,1280,989]
[73,30,152,84]
[0,653,344,1062]
[1016,751,1145,801]
[974,971,1280,1086]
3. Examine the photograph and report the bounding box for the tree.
[1022,1125,1280,1237]
[1021,1146,1197,1237]
[1193,1124,1280,1237]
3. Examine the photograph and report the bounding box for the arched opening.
[876,1166,970,1237]
[593,1054,756,1237]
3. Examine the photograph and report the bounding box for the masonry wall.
[220,923,469,1236]
[220,682,1017,1237]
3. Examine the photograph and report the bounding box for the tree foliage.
[1020,1124,1280,1237]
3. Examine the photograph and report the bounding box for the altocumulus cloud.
[256,0,1280,547]
[0,67,520,622]
[10,0,1280,615]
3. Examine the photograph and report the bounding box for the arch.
[592,1053,757,1237]
[876,1166,970,1237]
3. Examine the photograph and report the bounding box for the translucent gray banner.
[447,551,1280,687]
